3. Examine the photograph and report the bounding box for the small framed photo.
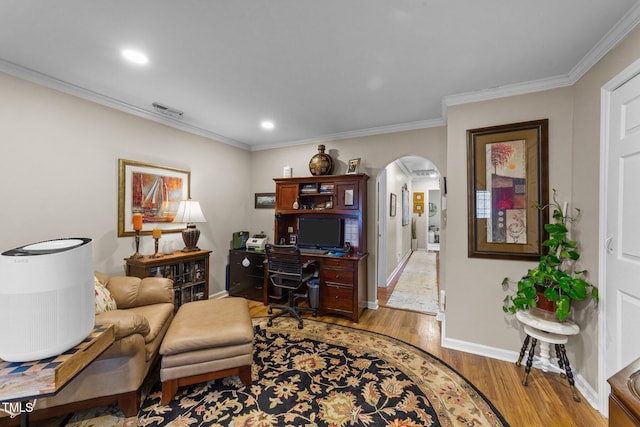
[347,158,361,174]
[254,192,276,209]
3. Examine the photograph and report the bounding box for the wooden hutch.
[268,173,368,322]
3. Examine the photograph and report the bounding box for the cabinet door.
[277,184,298,210]
[335,181,359,210]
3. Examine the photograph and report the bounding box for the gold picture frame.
[118,159,191,236]
[467,119,549,260]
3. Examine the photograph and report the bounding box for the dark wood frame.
[255,192,276,209]
[467,119,549,260]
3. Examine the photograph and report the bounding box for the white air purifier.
[0,238,95,362]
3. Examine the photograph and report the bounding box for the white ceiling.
[1,1,639,151]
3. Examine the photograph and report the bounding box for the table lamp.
[174,199,207,252]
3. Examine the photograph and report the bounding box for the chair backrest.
[266,244,308,290]
[266,244,303,277]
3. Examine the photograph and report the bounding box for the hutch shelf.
[125,249,211,310]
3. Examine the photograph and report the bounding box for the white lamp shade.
[174,199,207,224]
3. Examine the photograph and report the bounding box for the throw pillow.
[95,277,117,313]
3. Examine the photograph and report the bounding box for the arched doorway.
[375,155,442,313]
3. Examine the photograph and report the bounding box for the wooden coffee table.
[0,324,114,426]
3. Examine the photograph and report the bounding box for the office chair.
[265,244,319,329]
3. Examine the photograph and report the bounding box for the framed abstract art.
[467,119,549,260]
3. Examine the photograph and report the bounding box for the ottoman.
[159,297,254,405]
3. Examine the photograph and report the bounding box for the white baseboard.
[441,336,600,411]
[209,290,229,299]
[383,250,412,286]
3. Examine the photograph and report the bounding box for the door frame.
[598,56,640,415]
[377,170,388,287]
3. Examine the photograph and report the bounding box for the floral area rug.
[386,251,440,315]
[133,317,508,427]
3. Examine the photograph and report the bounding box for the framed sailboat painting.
[118,159,191,236]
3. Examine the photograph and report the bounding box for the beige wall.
[249,127,447,305]
[384,161,412,276]
[445,86,576,349]
[443,24,640,395]
[0,72,251,296]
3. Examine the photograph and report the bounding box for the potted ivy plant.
[502,190,599,322]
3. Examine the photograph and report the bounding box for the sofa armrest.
[106,276,174,309]
[95,310,150,340]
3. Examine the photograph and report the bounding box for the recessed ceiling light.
[121,49,149,65]
[261,120,275,130]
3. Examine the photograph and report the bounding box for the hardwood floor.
[250,250,607,427]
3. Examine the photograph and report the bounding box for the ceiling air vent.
[413,169,438,177]
[152,102,184,120]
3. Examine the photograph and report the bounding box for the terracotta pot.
[535,285,557,314]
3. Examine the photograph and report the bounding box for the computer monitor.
[297,217,342,249]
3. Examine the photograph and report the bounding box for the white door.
[604,71,640,389]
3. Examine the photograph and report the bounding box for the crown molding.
[250,118,445,151]
[442,74,572,116]
[0,59,250,151]
[442,4,640,121]
[568,1,640,83]
[5,1,640,153]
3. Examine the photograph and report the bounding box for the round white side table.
[515,309,581,402]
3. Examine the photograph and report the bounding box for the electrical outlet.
[287,227,294,233]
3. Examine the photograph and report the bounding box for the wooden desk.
[263,252,368,322]
[0,324,114,423]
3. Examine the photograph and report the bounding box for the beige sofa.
[5,272,175,424]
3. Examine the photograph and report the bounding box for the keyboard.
[300,248,329,255]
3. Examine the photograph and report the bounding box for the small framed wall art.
[255,192,276,209]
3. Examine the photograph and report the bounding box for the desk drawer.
[321,284,353,312]
[321,268,354,286]
[323,257,354,268]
